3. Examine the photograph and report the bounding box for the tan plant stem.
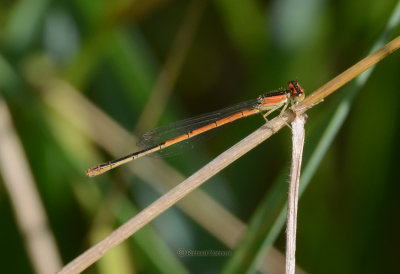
[286,114,307,274]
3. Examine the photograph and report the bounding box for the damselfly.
[86,81,305,177]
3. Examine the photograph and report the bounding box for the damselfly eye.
[287,81,305,102]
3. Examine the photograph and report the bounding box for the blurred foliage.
[1,0,400,273]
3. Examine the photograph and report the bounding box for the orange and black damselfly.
[86,81,305,177]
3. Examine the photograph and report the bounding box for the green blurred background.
[1,0,400,273]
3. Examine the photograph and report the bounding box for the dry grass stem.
[286,114,307,274]
[0,96,62,274]
[58,36,400,273]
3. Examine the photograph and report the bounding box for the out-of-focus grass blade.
[106,28,157,107]
[62,31,110,88]
[3,0,51,52]
[222,1,400,273]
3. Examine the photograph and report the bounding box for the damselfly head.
[288,81,305,103]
